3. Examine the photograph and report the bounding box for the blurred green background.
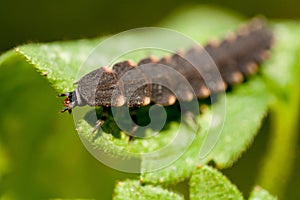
[0,0,299,200]
[1,0,300,54]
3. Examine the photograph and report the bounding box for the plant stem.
[256,77,299,198]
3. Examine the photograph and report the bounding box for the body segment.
[60,19,273,113]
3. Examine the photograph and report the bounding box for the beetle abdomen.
[74,19,273,108]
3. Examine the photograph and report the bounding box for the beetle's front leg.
[92,106,111,133]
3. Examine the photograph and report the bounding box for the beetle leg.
[92,118,105,133]
[127,110,138,141]
[58,92,69,97]
[128,123,138,142]
[61,107,72,114]
[92,107,110,133]
[184,111,198,126]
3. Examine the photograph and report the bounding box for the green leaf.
[189,165,244,200]
[140,116,208,185]
[15,38,103,92]
[113,180,183,200]
[141,77,270,184]
[248,186,277,200]
[0,5,295,188]
[262,21,300,93]
[199,77,270,168]
[82,6,260,182]
[50,6,249,176]
[0,5,272,184]
[160,5,244,41]
[256,22,300,198]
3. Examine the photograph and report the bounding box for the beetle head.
[58,92,77,114]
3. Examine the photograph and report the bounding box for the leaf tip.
[14,47,20,53]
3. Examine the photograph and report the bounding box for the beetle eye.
[63,98,71,106]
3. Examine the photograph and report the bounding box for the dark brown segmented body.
[60,19,273,113]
